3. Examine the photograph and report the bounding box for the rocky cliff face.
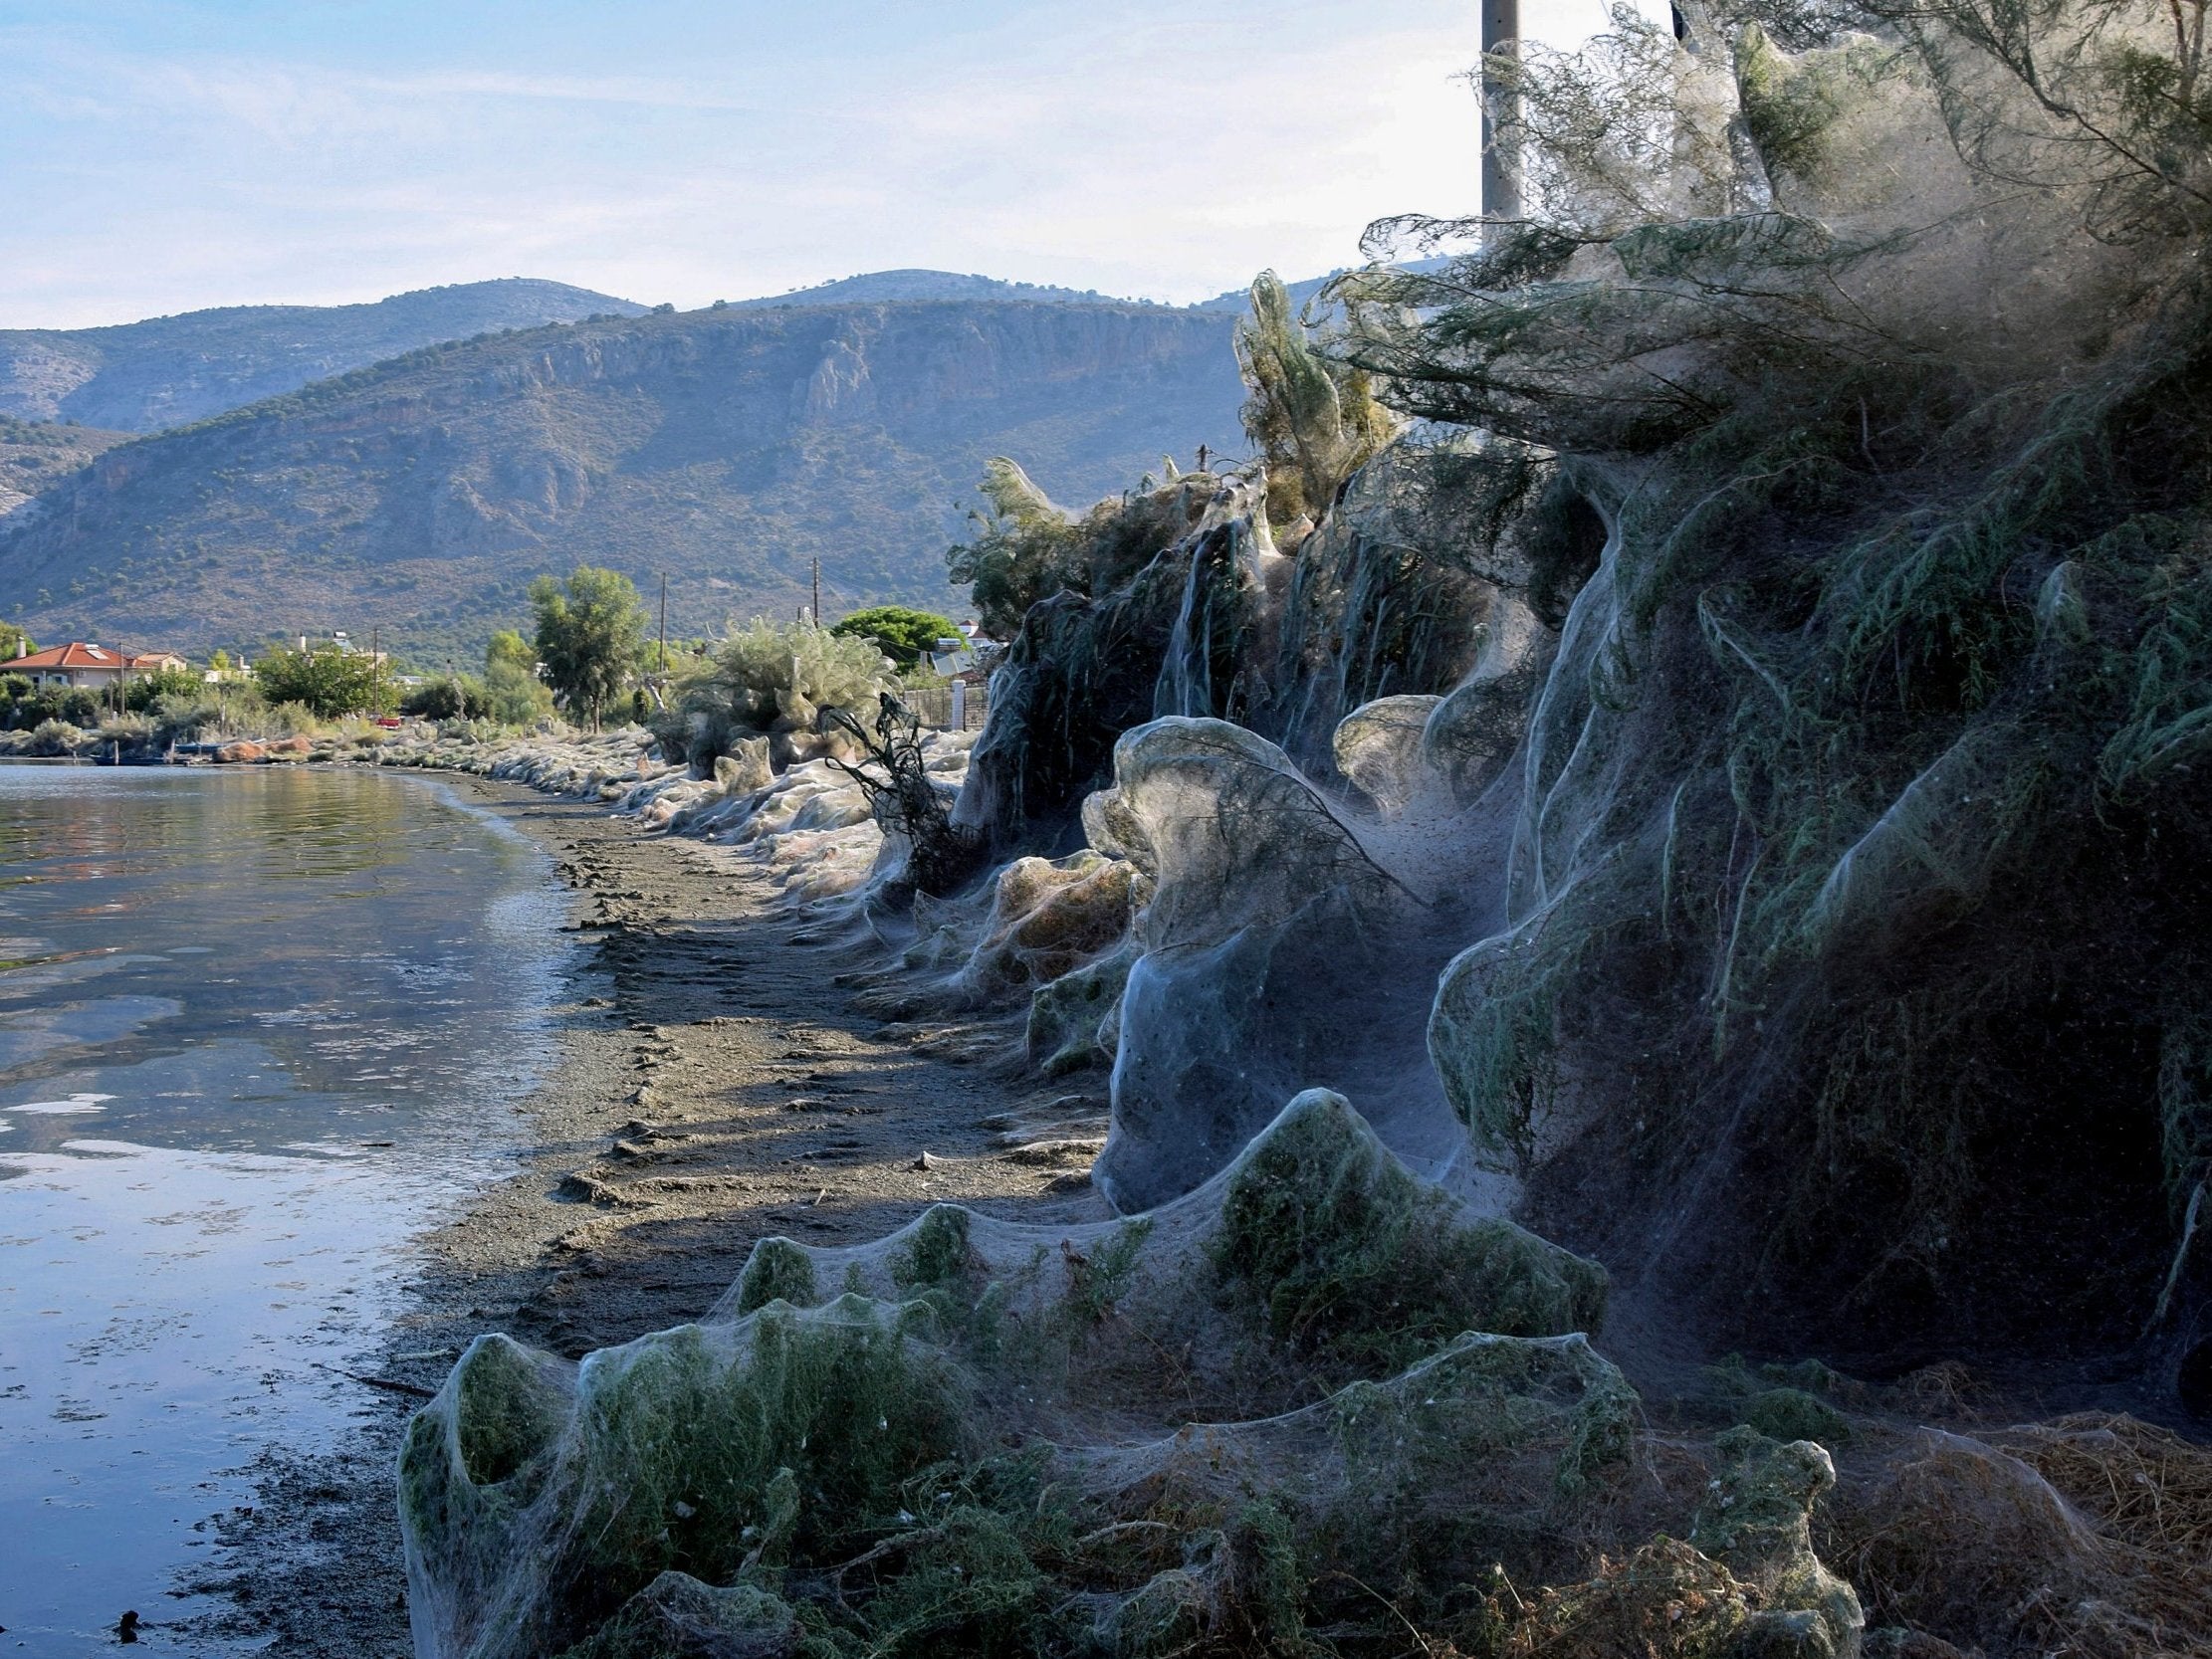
[0,300,1243,658]
[0,278,644,432]
[0,417,128,527]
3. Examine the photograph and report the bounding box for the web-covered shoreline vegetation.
[398,3,2212,1655]
[1319,0,2212,1362]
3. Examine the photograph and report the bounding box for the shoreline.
[203,771,1108,1657]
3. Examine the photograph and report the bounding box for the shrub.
[402,674,492,722]
[1235,269,1394,527]
[149,692,221,741]
[264,702,322,738]
[656,618,889,765]
[26,719,83,756]
[121,667,205,714]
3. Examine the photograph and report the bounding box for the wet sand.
[200,775,1108,1656]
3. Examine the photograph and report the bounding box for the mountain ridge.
[0,298,1245,662]
[0,279,649,433]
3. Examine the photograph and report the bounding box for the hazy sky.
[0,0,1621,328]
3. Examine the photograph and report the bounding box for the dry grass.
[1832,1416,2212,1659]
[1997,1414,2212,1557]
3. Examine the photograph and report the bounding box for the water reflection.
[0,766,564,1653]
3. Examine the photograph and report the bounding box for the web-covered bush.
[655,618,890,767]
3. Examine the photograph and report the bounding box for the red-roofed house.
[0,643,189,690]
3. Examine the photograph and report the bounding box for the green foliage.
[946,460,1222,645]
[1326,0,2212,1344]
[830,605,961,668]
[26,718,84,755]
[945,459,1084,641]
[531,566,648,730]
[1740,1386,1852,1446]
[0,305,1243,666]
[120,666,203,713]
[485,628,536,673]
[0,621,33,661]
[484,659,555,726]
[1064,1219,1152,1326]
[251,643,395,719]
[1211,1091,1607,1373]
[402,674,493,723]
[657,617,889,764]
[735,1238,819,1316]
[1235,270,1394,528]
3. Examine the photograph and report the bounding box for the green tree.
[529,567,646,730]
[123,667,207,713]
[253,644,394,719]
[485,629,536,674]
[829,605,962,669]
[484,660,555,726]
[0,622,34,663]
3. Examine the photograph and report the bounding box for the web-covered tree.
[1322,0,2212,1366]
[1235,270,1395,530]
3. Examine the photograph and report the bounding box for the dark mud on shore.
[199,777,1107,1657]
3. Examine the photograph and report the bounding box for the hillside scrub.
[0,303,1244,666]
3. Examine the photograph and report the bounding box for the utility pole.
[810,556,821,628]
[658,573,668,675]
[371,626,380,715]
[1481,0,1521,226]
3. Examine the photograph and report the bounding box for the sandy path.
[200,776,1107,1656]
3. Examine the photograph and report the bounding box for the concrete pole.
[1481,0,1522,225]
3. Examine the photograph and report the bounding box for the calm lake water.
[0,764,566,1654]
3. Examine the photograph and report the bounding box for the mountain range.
[0,279,647,435]
[0,287,1248,663]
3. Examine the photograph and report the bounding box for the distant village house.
[0,643,189,690]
